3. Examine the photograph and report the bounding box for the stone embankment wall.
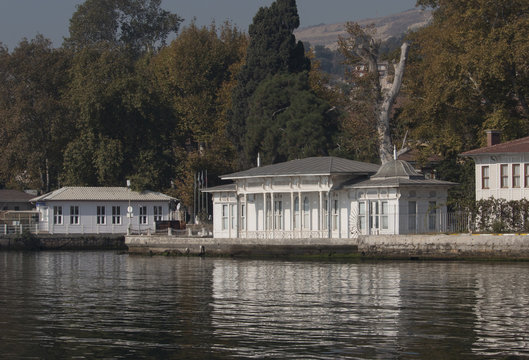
[126,234,529,260]
[0,234,126,251]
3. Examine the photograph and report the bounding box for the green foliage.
[65,0,182,54]
[403,0,529,156]
[228,0,311,167]
[0,36,73,191]
[470,197,529,233]
[244,72,337,165]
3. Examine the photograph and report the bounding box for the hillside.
[295,8,432,50]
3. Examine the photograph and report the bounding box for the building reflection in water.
[210,260,402,358]
[472,263,529,357]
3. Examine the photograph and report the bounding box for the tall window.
[153,206,162,222]
[525,164,529,187]
[274,200,282,230]
[53,206,63,225]
[381,201,389,230]
[222,204,228,230]
[139,206,147,224]
[97,206,106,225]
[70,206,79,225]
[513,164,521,188]
[332,199,339,231]
[408,201,417,232]
[112,206,121,225]
[240,203,246,231]
[266,195,272,230]
[322,197,328,230]
[482,166,489,189]
[500,164,509,188]
[230,204,236,230]
[370,201,380,230]
[294,197,300,230]
[303,197,310,229]
[358,202,366,231]
[428,201,437,231]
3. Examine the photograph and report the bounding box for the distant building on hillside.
[461,130,529,201]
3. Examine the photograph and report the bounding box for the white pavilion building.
[205,156,454,239]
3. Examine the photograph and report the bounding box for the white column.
[263,192,267,231]
[271,192,275,238]
[290,191,294,234]
[299,191,302,236]
[319,191,323,234]
[244,193,248,238]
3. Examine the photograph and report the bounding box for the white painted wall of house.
[474,154,529,201]
[36,200,170,234]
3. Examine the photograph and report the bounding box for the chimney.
[486,130,501,147]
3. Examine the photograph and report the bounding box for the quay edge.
[0,234,126,251]
[125,234,529,260]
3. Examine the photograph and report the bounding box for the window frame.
[70,205,79,225]
[513,164,521,188]
[53,206,63,225]
[500,164,509,188]
[481,165,489,189]
[221,204,228,230]
[153,206,163,222]
[97,206,106,225]
[112,206,121,225]
[408,201,417,232]
[139,206,147,225]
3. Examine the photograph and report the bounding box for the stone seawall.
[0,234,126,251]
[126,234,529,260]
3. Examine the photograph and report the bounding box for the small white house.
[462,131,529,201]
[31,187,176,235]
[205,156,454,239]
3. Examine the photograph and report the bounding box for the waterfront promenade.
[125,233,529,260]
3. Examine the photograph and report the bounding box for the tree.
[244,72,337,164]
[152,22,247,208]
[338,23,410,164]
[227,0,310,167]
[64,0,182,54]
[0,36,72,191]
[403,0,529,156]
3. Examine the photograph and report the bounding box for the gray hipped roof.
[31,187,176,202]
[222,157,380,179]
[341,159,456,189]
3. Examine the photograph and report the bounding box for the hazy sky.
[0,0,418,50]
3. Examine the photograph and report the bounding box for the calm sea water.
[1,252,528,359]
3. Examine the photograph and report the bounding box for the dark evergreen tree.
[244,72,337,165]
[227,0,310,167]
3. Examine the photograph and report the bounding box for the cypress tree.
[227,0,310,168]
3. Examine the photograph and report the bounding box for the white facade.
[207,157,453,239]
[32,187,175,235]
[471,154,529,201]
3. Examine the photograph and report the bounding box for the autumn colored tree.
[151,22,247,207]
[0,36,72,191]
[403,0,529,156]
[338,23,410,164]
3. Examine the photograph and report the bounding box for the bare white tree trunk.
[377,42,409,164]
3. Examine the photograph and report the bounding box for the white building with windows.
[205,157,454,239]
[31,187,176,234]
[462,131,529,201]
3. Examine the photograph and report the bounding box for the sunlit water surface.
[1,252,528,359]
